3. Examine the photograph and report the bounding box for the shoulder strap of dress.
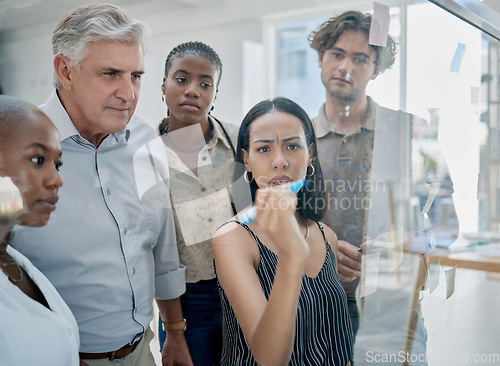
[315,221,329,246]
[217,219,260,244]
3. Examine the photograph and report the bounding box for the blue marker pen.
[239,179,306,225]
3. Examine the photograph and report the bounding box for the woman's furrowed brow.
[252,136,301,144]
[253,138,274,144]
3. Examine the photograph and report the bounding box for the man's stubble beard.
[326,85,363,103]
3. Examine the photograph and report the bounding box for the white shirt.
[0,246,79,365]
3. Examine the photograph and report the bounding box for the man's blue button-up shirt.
[10,91,185,353]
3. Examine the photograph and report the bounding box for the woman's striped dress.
[218,221,353,365]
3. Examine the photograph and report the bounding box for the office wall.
[0,14,265,128]
[0,0,375,126]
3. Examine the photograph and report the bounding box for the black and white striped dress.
[218,220,353,365]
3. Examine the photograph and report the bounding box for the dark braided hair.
[309,10,397,74]
[164,41,223,87]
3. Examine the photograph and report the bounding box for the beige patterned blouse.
[163,116,239,283]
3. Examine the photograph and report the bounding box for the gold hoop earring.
[244,170,254,183]
[306,164,315,177]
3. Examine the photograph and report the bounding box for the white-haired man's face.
[56,40,145,146]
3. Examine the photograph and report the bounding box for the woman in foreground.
[0,95,80,365]
[212,97,353,366]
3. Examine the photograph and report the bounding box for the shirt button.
[201,187,206,192]
[123,228,128,234]
[208,218,213,223]
[107,189,111,195]
[202,156,207,161]
[342,137,348,143]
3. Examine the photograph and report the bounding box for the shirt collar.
[41,90,130,144]
[207,115,232,151]
[41,90,80,142]
[364,96,377,130]
[161,116,232,151]
[314,96,377,138]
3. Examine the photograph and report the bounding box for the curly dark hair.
[309,10,397,74]
[164,41,223,86]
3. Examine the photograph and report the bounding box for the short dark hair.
[164,41,223,88]
[234,97,325,222]
[309,10,397,74]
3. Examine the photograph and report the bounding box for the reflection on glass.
[274,1,499,364]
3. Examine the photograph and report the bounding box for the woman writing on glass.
[212,97,353,366]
